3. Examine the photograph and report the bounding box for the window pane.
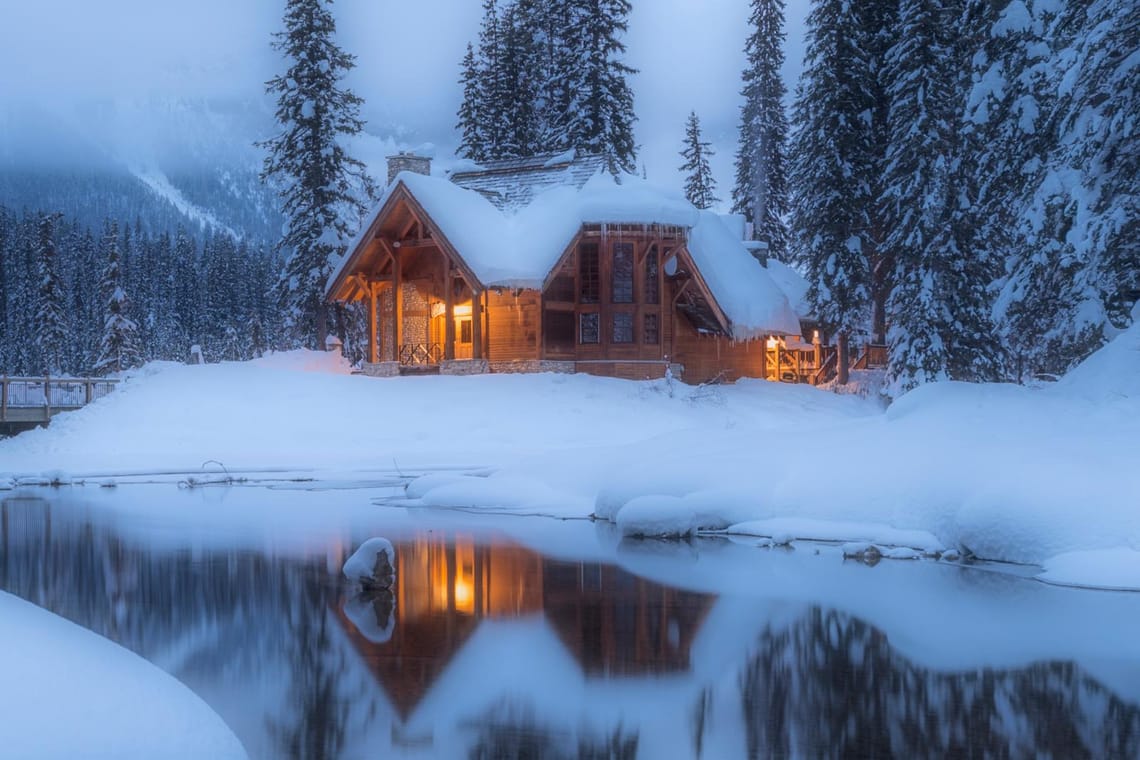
[613,312,634,343]
[644,249,659,304]
[580,312,600,344]
[644,313,659,344]
[612,242,634,303]
[579,243,599,304]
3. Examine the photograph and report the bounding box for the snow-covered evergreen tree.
[34,213,69,374]
[566,0,638,175]
[882,0,972,393]
[94,221,141,375]
[456,44,486,162]
[259,0,375,350]
[732,0,790,260]
[679,112,719,210]
[790,0,877,384]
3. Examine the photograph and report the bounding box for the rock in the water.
[343,538,397,590]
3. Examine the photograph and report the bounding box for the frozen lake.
[2,482,1139,759]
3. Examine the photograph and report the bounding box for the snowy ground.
[0,591,247,759]
[1,317,1138,591]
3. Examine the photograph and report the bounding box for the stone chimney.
[386,152,432,185]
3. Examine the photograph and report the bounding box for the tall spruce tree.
[790,0,878,384]
[94,221,141,375]
[732,0,790,260]
[882,0,978,394]
[260,0,375,350]
[998,0,1140,378]
[566,0,638,175]
[679,112,720,210]
[456,44,486,162]
[34,213,69,374]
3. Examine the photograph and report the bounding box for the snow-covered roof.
[763,260,812,321]
[328,159,802,338]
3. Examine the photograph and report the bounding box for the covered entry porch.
[329,189,491,374]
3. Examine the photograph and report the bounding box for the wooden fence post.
[44,375,51,420]
[1,376,7,422]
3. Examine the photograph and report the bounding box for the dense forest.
[0,208,281,375]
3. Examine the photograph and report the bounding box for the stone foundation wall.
[360,361,401,378]
[440,359,490,376]
[488,360,576,375]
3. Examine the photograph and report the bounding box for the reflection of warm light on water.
[454,577,473,613]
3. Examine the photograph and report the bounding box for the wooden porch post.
[471,288,483,361]
[393,251,403,364]
[444,264,455,361]
[368,281,379,364]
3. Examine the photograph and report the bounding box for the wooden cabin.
[325,152,806,384]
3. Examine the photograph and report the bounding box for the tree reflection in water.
[737,608,1140,760]
[267,576,352,760]
[1,496,1138,759]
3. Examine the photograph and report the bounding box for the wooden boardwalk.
[0,376,119,427]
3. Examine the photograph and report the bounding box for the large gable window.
[612,242,634,303]
[580,312,600,344]
[613,312,634,343]
[579,243,600,304]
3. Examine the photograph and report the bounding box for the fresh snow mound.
[0,591,247,759]
[343,538,396,584]
[1039,548,1140,590]
[1058,317,1140,400]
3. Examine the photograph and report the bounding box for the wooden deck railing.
[398,343,444,367]
[0,376,119,423]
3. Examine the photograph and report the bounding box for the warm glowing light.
[454,578,473,612]
[453,304,473,317]
[813,330,821,343]
[766,337,780,349]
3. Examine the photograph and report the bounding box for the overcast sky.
[0,0,809,193]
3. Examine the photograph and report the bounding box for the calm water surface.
[2,485,1139,759]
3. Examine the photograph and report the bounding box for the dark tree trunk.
[837,332,850,385]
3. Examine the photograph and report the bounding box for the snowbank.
[0,592,247,759]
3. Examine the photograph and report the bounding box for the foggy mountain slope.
[0,97,283,241]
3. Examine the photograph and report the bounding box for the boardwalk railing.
[0,376,119,424]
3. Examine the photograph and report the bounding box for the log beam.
[472,288,483,361]
[368,281,379,364]
[444,263,455,361]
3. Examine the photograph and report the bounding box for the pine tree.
[881,0,963,394]
[94,221,142,375]
[679,112,720,210]
[456,44,486,162]
[0,206,12,371]
[474,0,507,159]
[790,0,878,384]
[732,0,790,260]
[34,213,69,374]
[260,0,376,350]
[565,0,639,176]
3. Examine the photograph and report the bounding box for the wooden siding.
[487,289,541,362]
[670,316,766,383]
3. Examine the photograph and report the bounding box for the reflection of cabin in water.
[326,152,824,383]
[333,536,715,724]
